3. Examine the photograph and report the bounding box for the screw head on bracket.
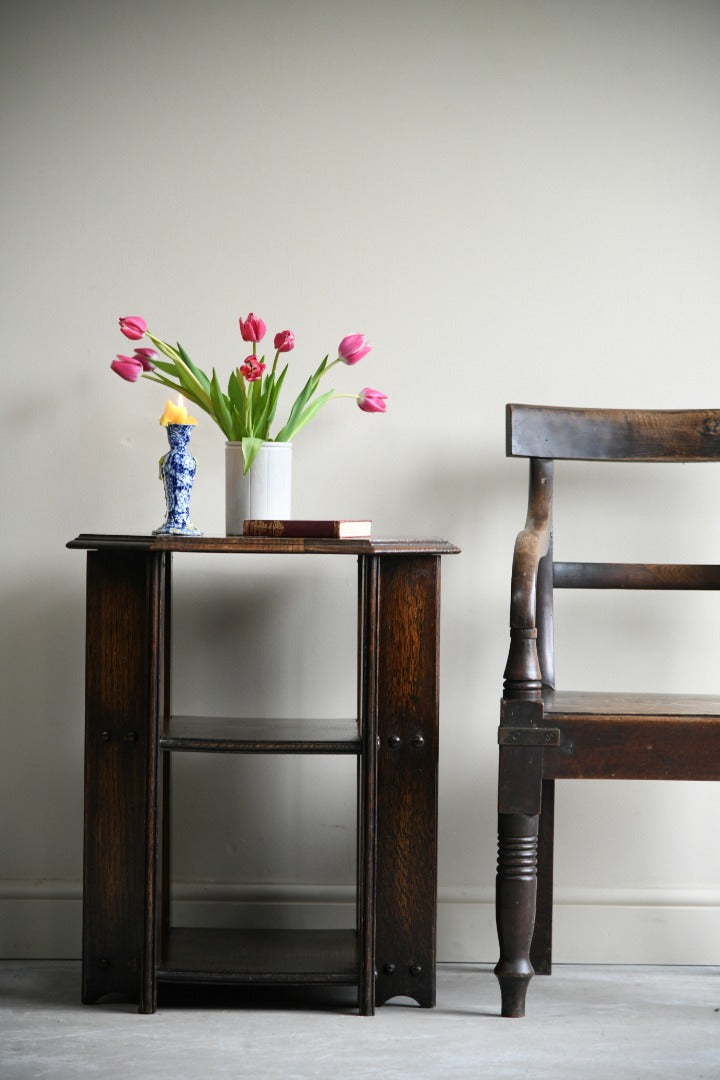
[387,735,401,748]
[409,963,422,976]
[411,733,425,748]
[383,962,396,974]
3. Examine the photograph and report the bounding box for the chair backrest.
[504,405,720,699]
[507,404,720,462]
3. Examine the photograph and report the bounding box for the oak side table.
[68,533,459,1014]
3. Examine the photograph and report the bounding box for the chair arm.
[504,459,553,700]
[509,463,552,630]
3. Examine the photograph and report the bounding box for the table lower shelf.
[156,927,359,986]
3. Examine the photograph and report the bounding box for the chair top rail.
[507,404,720,461]
[554,561,720,590]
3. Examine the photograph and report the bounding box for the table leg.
[81,550,164,1012]
[369,555,441,1009]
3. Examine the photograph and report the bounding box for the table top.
[67,533,461,556]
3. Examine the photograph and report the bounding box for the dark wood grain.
[543,692,720,780]
[504,459,554,701]
[82,550,162,1011]
[507,403,720,461]
[157,928,358,984]
[544,717,720,781]
[73,534,457,1015]
[494,811,539,1018]
[530,779,554,975]
[554,562,720,590]
[68,534,460,557]
[357,556,379,1016]
[497,403,720,1018]
[373,555,441,1010]
[509,459,553,631]
[161,715,361,754]
[544,689,720,716]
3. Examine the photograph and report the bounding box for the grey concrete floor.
[1,961,718,1079]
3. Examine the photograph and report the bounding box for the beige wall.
[3,0,720,961]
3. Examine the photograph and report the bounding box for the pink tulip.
[239,356,266,382]
[119,316,147,340]
[239,313,267,343]
[111,354,144,382]
[274,330,295,353]
[357,387,387,413]
[338,333,371,365]
[133,347,156,371]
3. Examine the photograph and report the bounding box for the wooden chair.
[495,404,720,1018]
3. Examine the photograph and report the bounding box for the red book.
[243,519,372,539]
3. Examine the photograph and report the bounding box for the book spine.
[243,520,340,538]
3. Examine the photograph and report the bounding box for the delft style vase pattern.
[154,424,202,536]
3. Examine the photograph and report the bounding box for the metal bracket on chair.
[498,726,560,747]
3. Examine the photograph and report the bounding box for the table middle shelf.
[160,715,362,754]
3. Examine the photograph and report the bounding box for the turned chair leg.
[530,778,554,976]
[494,812,539,1018]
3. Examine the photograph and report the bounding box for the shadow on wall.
[0,575,85,881]
[169,553,359,718]
[166,553,363,893]
[373,443,516,542]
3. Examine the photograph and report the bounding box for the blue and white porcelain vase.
[154,424,202,536]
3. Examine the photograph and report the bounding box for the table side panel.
[82,550,162,1008]
[373,555,441,1009]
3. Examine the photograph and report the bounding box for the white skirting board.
[2,881,720,963]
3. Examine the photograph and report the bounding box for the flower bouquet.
[112,313,386,474]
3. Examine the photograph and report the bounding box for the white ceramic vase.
[225,441,292,535]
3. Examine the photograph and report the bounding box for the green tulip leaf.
[265,365,288,431]
[176,342,212,396]
[241,436,263,475]
[150,359,181,377]
[209,370,233,440]
[145,333,213,412]
[228,370,246,415]
[280,388,335,441]
[229,403,245,442]
[252,369,284,440]
[146,333,183,365]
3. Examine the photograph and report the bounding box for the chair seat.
[541,690,720,781]
[544,689,720,718]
